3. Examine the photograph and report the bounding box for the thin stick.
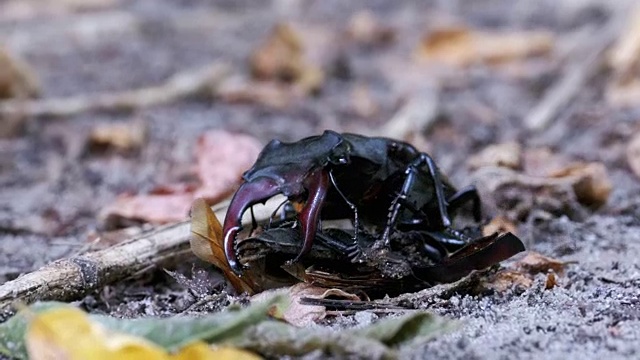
[524,19,622,131]
[0,62,230,119]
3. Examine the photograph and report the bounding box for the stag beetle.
[223,130,483,274]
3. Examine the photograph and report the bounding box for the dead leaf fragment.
[626,132,640,179]
[100,130,261,226]
[250,23,324,94]
[190,198,257,294]
[88,121,147,153]
[468,142,522,170]
[194,130,262,203]
[416,26,553,67]
[280,283,362,327]
[482,216,518,237]
[0,47,39,99]
[347,10,395,46]
[515,251,567,276]
[549,162,612,208]
[480,269,533,293]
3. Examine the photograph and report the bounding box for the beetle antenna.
[329,170,360,243]
[268,198,290,228]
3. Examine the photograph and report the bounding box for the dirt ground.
[1,0,640,359]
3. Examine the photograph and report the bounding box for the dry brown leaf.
[100,130,261,226]
[626,132,640,179]
[522,147,572,177]
[347,10,395,46]
[101,192,195,226]
[481,270,533,293]
[482,216,518,237]
[275,283,361,327]
[218,77,294,109]
[250,23,324,94]
[190,198,256,294]
[88,121,147,153]
[416,26,553,67]
[467,142,522,170]
[515,251,567,276]
[194,130,262,203]
[0,47,39,100]
[549,162,612,208]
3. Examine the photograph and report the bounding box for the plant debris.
[415,26,553,67]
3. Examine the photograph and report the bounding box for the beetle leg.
[383,153,451,244]
[446,185,482,222]
[292,169,329,263]
[328,170,361,245]
[223,178,281,274]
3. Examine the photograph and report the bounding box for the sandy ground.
[1,0,640,359]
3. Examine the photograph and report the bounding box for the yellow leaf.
[26,307,167,360]
[26,307,263,360]
[174,344,262,360]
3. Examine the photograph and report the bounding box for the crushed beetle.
[223,130,494,274]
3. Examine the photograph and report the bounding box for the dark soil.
[1,0,639,359]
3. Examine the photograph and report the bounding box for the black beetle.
[236,224,525,296]
[223,130,483,274]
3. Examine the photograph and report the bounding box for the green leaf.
[233,311,456,359]
[0,296,286,360]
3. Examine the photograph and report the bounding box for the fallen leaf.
[626,132,640,179]
[0,46,39,99]
[190,198,257,294]
[347,10,395,46]
[249,23,324,94]
[467,142,522,170]
[280,283,361,327]
[482,216,518,237]
[416,26,553,67]
[218,77,294,109]
[480,269,533,293]
[193,130,262,203]
[101,192,194,226]
[234,310,455,359]
[515,251,567,276]
[100,130,261,226]
[549,162,612,208]
[87,120,147,153]
[522,147,573,177]
[26,307,168,359]
[1,298,284,359]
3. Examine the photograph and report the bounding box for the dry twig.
[0,204,232,318]
[524,19,623,131]
[0,62,230,119]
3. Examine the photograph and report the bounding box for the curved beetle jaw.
[223,177,280,275]
[222,168,331,275]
